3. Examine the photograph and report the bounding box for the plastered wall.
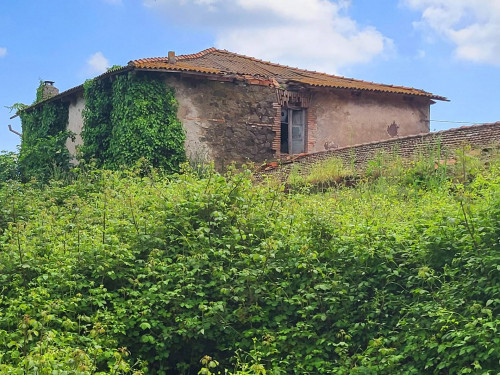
[65,93,85,162]
[308,89,431,153]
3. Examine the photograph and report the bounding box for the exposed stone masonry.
[166,75,277,169]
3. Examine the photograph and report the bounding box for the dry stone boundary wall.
[261,122,500,180]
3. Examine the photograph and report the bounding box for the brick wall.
[306,109,317,153]
[271,103,282,156]
[260,122,500,179]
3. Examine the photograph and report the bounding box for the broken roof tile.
[130,48,447,101]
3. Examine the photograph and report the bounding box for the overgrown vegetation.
[15,73,186,183]
[0,148,499,374]
[0,151,19,183]
[82,72,186,173]
[80,77,113,166]
[15,80,72,183]
[287,157,355,191]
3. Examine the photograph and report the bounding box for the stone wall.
[261,122,500,179]
[165,75,277,170]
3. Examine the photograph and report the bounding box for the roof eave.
[300,81,448,101]
[431,95,450,102]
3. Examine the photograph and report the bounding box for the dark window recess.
[280,109,289,154]
[281,108,305,154]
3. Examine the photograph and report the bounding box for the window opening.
[280,107,305,154]
[280,109,289,154]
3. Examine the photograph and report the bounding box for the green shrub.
[18,100,71,183]
[0,152,499,374]
[0,151,19,182]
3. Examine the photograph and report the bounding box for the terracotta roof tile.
[20,47,447,115]
[130,48,447,101]
[133,61,220,74]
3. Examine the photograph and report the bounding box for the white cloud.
[87,52,109,75]
[416,49,426,58]
[404,0,500,65]
[0,47,6,58]
[143,0,392,73]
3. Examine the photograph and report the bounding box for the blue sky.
[1,0,499,152]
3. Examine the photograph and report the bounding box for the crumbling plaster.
[65,92,85,162]
[309,89,431,152]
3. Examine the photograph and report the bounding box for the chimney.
[42,81,59,100]
[168,51,176,64]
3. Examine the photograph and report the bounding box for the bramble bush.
[0,152,499,374]
[0,151,19,183]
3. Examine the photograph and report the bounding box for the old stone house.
[22,48,447,168]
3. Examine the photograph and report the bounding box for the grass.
[287,157,355,191]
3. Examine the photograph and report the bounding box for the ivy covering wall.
[18,101,70,182]
[80,78,113,164]
[82,72,186,172]
[18,73,185,182]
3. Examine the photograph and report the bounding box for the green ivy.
[81,77,113,166]
[35,79,45,103]
[82,72,185,172]
[18,101,71,183]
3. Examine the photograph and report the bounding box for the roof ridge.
[176,47,218,61]
[22,47,447,114]
[130,47,218,65]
